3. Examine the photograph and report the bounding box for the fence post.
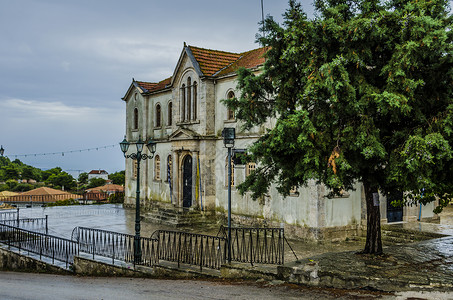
[16,208,19,226]
[45,215,48,235]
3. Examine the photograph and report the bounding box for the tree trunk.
[361,180,383,254]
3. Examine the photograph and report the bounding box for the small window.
[168,102,172,126]
[133,107,139,130]
[227,91,235,120]
[154,155,161,180]
[225,156,234,187]
[246,162,256,177]
[155,104,161,128]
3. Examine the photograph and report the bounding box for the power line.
[8,144,118,159]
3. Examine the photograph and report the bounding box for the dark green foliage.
[108,170,125,185]
[225,0,452,253]
[78,172,88,184]
[45,171,76,190]
[88,178,107,189]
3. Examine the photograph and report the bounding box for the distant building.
[88,170,109,181]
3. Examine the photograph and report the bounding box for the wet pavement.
[279,205,453,293]
[8,203,453,294]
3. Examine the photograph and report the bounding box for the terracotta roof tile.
[188,46,242,76]
[136,77,172,94]
[216,47,267,76]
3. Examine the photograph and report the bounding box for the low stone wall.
[0,246,71,275]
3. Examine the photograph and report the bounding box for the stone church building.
[121,43,437,240]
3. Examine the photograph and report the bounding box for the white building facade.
[121,44,437,240]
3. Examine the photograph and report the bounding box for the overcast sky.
[0,0,308,177]
[0,0,450,178]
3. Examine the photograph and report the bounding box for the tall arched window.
[133,107,139,129]
[225,156,235,187]
[227,91,235,120]
[187,77,191,121]
[167,102,172,126]
[181,84,186,121]
[155,104,161,127]
[154,155,161,180]
[193,81,197,120]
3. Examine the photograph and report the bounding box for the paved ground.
[1,271,453,300]
[279,205,453,294]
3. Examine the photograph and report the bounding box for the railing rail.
[0,223,78,268]
[218,226,285,266]
[0,209,19,222]
[71,227,158,267]
[151,230,226,270]
[0,217,48,234]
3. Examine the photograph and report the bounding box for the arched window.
[246,162,256,177]
[133,107,139,130]
[168,102,172,126]
[167,154,172,182]
[227,91,235,120]
[181,84,186,121]
[187,77,191,121]
[225,156,234,187]
[193,81,197,120]
[155,104,161,127]
[154,155,161,180]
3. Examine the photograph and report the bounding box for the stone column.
[192,151,199,209]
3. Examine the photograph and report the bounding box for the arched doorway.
[182,155,192,208]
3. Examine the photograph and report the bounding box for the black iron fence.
[151,230,226,270]
[71,227,158,267]
[0,223,78,268]
[218,226,293,266]
[0,209,19,222]
[0,217,48,234]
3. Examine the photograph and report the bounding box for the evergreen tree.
[226,0,453,254]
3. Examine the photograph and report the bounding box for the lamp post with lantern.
[120,136,156,264]
[222,127,235,263]
[0,145,4,157]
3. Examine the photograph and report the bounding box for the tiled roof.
[133,45,266,94]
[188,46,242,76]
[216,47,267,76]
[89,170,107,175]
[136,77,172,94]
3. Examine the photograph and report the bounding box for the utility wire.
[8,144,118,159]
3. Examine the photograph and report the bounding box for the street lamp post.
[222,128,235,264]
[120,136,156,264]
[0,145,4,157]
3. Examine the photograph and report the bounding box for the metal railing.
[0,209,19,222]
[151,230,226,270]
[0,217,48,234]
[0,223,78,268]
[71,227,158,267]
[218,226,292,266]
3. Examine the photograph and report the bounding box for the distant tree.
[46,172,76,190]
[2,165,20,181]
[108,171,125,185]
[225,0,453,254]
[21,166,42,182]
[78,172,88,184]
[12,183,33,192]
[87,178,106,189]
[5,179,18,190]
[41,167,62,182]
